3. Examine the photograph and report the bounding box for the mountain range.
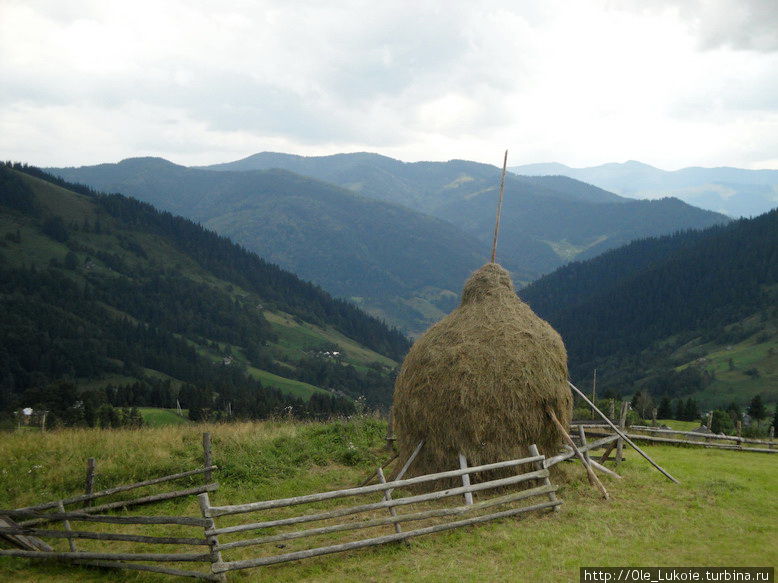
[0,163,408,421]
[50,153,728,333]
[512,160,778,218]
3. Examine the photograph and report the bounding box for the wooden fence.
[576,424,776,454]
[0,432,221,581]
[199,446,562,579]
[1,438,565,581]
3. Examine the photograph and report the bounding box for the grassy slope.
[1,172,397,401]
[673,314,778,409]
[0,419,775,582]
[138,408,191,427]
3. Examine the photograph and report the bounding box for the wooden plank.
[357,453,398,488]
[0,527,209,546]
[16,467,218,512]
[0,549,211,562]
[585,431,778,453]
[207,455,543,517]
[588,459,622,479]
[528,444,560,512]
[215,484,559,551]
[389,440,424,483]
[0,511,210,527]
[544,435,620,467]
[57,501,76,553]
[18,484,219,527]
[0,516,54,552]
[627,426,772,445]
[74,560,219,581]
[376,467,401,534]
[197,492,227,583]
[616,401,629,466]
[458,453,474,505]
[208,468,549,536]
[214,499,561,572]
[568,381,680,483]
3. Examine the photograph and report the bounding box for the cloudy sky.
[1,0,777,170]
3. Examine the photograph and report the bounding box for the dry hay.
[392,263,572,482]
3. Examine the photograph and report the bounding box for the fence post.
[198,492,227,582]
[736,421,742,446]
[770,426,775,449]
[529,443,560,512]
[377,467,401,533]
[609,400,615,421]
[616,401,629,467]
[84,458,96,508]
[458,453,474,505]
[385,409,395,451]
[56,501,76,552]
[203,433,213,485]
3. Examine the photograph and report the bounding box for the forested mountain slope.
[520,210,778,407]
[0,163,409,427]
[51,155,729,332]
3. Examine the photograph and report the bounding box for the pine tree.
[657,396,673,419]
[748,394,766,420]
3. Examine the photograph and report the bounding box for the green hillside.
[49,155,728,333]
[0,163,409,428]
[521,210,778,410]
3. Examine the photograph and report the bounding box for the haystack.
[392,262,572,479]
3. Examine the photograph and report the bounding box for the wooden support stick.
[377,467,401,533]
[528,444,560,512]
[599,442,617,464]
[588,459,622,479]
[84,458,96,508]
[616,401,629,467]
[390,440,424,484]
[490,150,509,263]
[57,501,76,553]
[578,425,591,465]
[203,433,213,484]
[458,453,474,505]
[568,381,680,483]
[547,408,609,499]
[357,453,399,488]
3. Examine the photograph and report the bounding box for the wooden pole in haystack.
[490,150,509,264]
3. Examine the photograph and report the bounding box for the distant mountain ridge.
[511,160,778,218]
[51,153,729,333]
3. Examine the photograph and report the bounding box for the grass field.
[138,408,191,427]
[0,418,775,582]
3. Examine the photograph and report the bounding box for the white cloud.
[0,0,776,170]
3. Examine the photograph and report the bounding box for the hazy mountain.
[51,154,730,332]
[520,208,778,408]
[201,152,728,276]
[511,160,778,218]
[0,163,410,418]
[48,158,493,334]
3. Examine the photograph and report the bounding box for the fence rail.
[200,446,561,578]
